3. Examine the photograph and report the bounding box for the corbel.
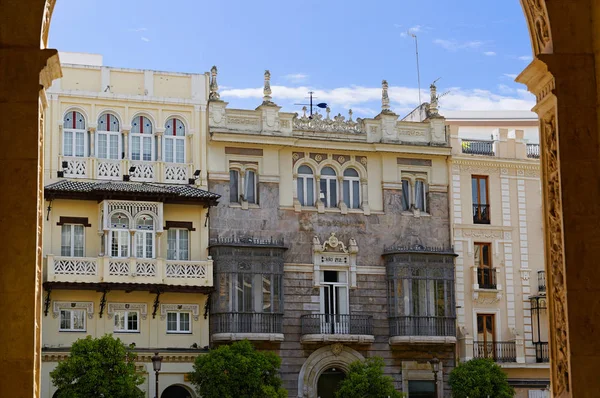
[99,289,109,318]
[152,290,161,319]
[44,288,52,317]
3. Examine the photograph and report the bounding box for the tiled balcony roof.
[45,180,220,204]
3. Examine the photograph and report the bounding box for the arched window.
[297,165,315,206]
[110,212,130,258]
[130,116,154,161]
[63,111,86,157]
[164,118,186,163]
[343,168,361,209]
[97,113,121,160]
[135,215,154,259]
[320,167,338,208]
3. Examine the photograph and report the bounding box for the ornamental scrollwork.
[522,0,552,55]
[293,110,364,134]
[52,301,94,319]
[160,304,200,321]
[107,303,148,320]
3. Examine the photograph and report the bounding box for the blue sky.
[49,0,535,118]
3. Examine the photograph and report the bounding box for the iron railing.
[477,268,497,289]
[534,341,549,363]
[211,312,283,334]
[301,314,373,336]
[527,144,540,159]
[389,316,456,337]
[538,270,546,293]
[473,204,491,224]
[473,341,516,363]
[462,140,495,156]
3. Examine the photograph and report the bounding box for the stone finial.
[209,66,220,100]
[348,109,353,122]
[381,80,390,112]
[325,106,331,120]
[302,106,307,118]
[429,81,439,116]
[262,70,273,105]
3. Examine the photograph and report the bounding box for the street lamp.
[151,352,163,398]
[430,357,440,398]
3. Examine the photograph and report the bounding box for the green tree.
[189,339,286,398]
[449,358,515,398]
[335,357,404,398]
[50,334,144,398]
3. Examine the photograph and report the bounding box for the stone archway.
[161,384,196,398]
[297,344,364,398]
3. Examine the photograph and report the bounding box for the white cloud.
[129,27,147,32]
[284,73,308,83]
[503,73,518,79]
[518,55,533,62]
[433,39,483,51]
[400,25,423,37]
[140,37,150,42]
[483,51,496,56]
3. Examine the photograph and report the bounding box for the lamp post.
[151,352,163,398]
[430,357,440,398]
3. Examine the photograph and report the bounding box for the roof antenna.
[294,91,327,119]
[409,31,422,105]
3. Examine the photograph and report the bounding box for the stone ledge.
[211,333,285,342]
[300,334,375,344]
[499,362,550,369]
[389,336,457,345]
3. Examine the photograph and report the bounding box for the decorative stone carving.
[522,0,552,55]
[472,291,502,304]
[520,269,531,281]
[107,303,148,320]
[159,304,200,321]
[262,70,274,105]
[292,152,304,165]
[334,155,347,165]
[381,80,391,112]
[209,66,220,100]
[331,343,344,356]
[227,117,260,126]
[293,110,364,134]
[42,0,57,49]
[52,301,94,319]
[429,81,439,116]
[313,233,358,288]
[461,229,503,239]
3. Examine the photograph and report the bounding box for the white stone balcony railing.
[58,156,194,184]
[46,255,213,287]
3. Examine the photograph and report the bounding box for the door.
[477,313,496,359]
[317,368,346,398]
[320,271,348,334]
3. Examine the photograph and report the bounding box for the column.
[338,176,347,214]
[316,176,324,213]
[89,126,96,157]
[292,173,301,212]
[156,130,163,162]
[360,178,370,215]
[122,130,130,160]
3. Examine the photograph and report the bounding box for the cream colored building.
[41,53,218,398]
[446,111,550,398]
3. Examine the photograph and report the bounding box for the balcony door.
[477,313,496,359]
[472,175,490,224]
[474,243,494,288]
[320,270,349,334]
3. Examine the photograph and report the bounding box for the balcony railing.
[301,314,373,336]
[527,144,541,159]
[46,255,213,287]
[58,155,194,184]
[211,312,283,335]
[462,140,495,156]
[389,316,456,337]
[473,341,517,363]
[538,270,546,293]
[477,268,497,289]
[473,204,491,224]
[534,342,549,363]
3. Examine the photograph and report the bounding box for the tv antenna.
[408,31,422,105]
[294,91,328,119]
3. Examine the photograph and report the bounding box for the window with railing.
[472,175,490,224]
[527,143,540,159]
[538,270,546,293]
[473,313,516,362]
[475,243,495,289]
[462,139,495,156]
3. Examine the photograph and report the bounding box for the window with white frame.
[114,310,139,332]
[134,215,154,259]
[97,113,121,160]
[229,167,258,205]
[110,212,130,258]
[167,228,189,260]
[166,311,191,333]
[63,111,86,157]
[59,308,86,331]
[401,179,411,211]
[319,167,338,208]
[297,165,315,206]
[343,168,361,209]
[130,116,154,161]
[164,118,186,163]
[61,224,84,257]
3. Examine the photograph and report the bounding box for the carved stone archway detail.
[520,0,553,56]
[297,344,364,398]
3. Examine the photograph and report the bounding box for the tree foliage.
[189,339,287,398]
[449,358,515,398]
[50,334,144,398]
[335,357,405,398]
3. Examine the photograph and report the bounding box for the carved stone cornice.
[452,158,540,172]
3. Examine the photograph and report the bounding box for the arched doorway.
[317,367,346,398]
[161,384,195,398]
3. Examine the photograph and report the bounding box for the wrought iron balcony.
[211,312,283,336]
[301,314,374,341]
[473,341,517,363]
[473,204,491,224]
[538,270,546,293]
[46,255,213,287]
[462,140,495,156]
[534,342,549,363]
[477,267,497,289]
[389,316,456,338]
[527,143,540,159]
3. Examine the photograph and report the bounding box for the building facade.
[206,70,456,398]
[41,54,218,398]
[446,111,550,398]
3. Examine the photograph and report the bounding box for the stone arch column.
[297,344,364,398]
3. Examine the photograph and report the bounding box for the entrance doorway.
[317,367,346,398]
[161,385,194,398]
